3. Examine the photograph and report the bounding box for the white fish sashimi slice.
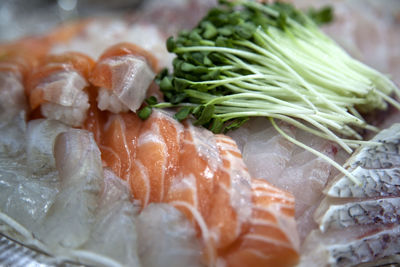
[37,70,89,127]
[324,166,400,198]
[315,197,400,232]
[228,118,344,242]
[0,170,59,234]
[241,119,296,182]
[0,112,26,156]
[325,123,400,198]
[54,129,103,188]
[300,225,400,267]
[96,55,155,113]
[41,99,89,128]
[0,71,27,123]
[322,225,400,267]
[38,129,103,250]
[83,168,142,267]
[347,123,400,170]
[37,71,88,107]
[0,116,59,233]
[136,203,204,267]
[0,69,27,155]
[26,119,69,176]
[302,123,400,266]
[97,87,130,113]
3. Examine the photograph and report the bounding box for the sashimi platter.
[1,0,400,266]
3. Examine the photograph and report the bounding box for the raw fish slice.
[83,169,142,267]
[241,120,296,181]
[315,197,400,232]
[26,119,69,176]
[136,203,204,267]
[82,98,301,266]
[300,225,400,267]
[228,118,344,242]
[207,134,252,251]
[91,107,300,266]
[325,167,400,198]
[100,113,142,180]
[356,254,400,267]
[0,157,59,234]
[0,116,59,233]
[325,123,400,198]
[229,118,341,210]
[90,43,156,113]
[0,37,50,77]
[38,129,103,250]
[130,109,184,206]
[166,123,299,266]
[0,39,47,123]
[83,86,108,144]
[166,121,221,224]
[97,87,130,113]
[0,71,27,122]
[222,179,299,267]
[162,123,221,265]
[0,112,27,156]
[302,123,400,266]
[84,98,144,183]
[27,52,94,127]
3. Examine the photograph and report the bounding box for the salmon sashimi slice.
[83,105,300,266]
[130,110,184,206]
[83,96,143,183]
[168,123,220,215]
[89,42,157,113]
[101,113,142,180]
[221,179,299,267]
[104,109,299,266]
[83,86,107,144]
[26,52,95,127]
[207,135,253,251]
[0,38,51,77]
[0,38,53,120]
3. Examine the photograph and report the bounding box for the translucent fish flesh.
[301,123,400,266]
[90,43,156,113]
[325,123,400,198]
[37,129,103,250]
[85,108,300,266]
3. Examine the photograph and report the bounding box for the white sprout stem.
[215,89,315,113]
[0,211,34,240]
[256,30,371,95]
[375,89,400,110]
[66,250,124,267]
[296,114,353,153]
[240,35,350,116]
[0,210,128,267]
[0,211,50,253]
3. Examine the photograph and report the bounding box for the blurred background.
[0,0,144,41]
[1,0,399,42]
[0,0,399,85]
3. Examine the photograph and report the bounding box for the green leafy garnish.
[138,106,153,120]
[149,0,400,183]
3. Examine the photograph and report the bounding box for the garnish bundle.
[147,0,400,156]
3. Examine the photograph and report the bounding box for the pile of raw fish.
[0,0,400,267]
